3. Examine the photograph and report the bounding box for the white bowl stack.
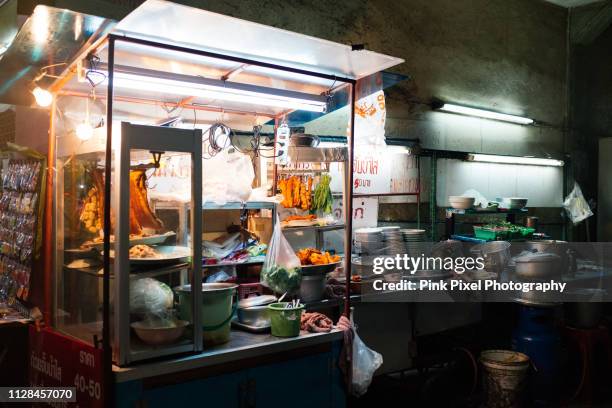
[354,228,384,255]
[401,229,428,257]
[380,226,406,255]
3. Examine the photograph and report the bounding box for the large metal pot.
[470,241,511,274]
[299,274,326,302]
[526,240,576,276]
[514,252,561,281]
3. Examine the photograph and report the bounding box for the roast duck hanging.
[80,168,163,238]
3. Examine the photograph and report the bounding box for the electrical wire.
[203,122,232,159]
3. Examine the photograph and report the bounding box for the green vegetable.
[312,173,333,214]
[261,264,302,294]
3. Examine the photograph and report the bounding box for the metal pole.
[103,36,115,407]
[344,82,356,318]
[429,152,437,241]
[417,155,421,229]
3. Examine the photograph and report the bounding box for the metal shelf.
[202,201,276,210]
[129,262,190,279]
[203,256,265,268]
[282,224,345,233]
[445,207,528,216]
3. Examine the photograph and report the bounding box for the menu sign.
[29,326,104,408]
[353,150,390,194]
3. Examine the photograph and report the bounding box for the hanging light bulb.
[76,122,94,140]
[32,86,52,107]
[76,96,94,140]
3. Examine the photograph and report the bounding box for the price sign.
[29,326,104,408]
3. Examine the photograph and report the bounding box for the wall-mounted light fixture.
[468,153,563,167]
[432,101,534,125]
[32,86,52,107]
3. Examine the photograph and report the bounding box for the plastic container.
[474,226,508,241]
[267,302,304,337]
[175,283,237,346]
[480,350,530,408]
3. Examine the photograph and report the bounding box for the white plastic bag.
[260,211,302,294]
[203,149,254,204]
[351,317,383,397]
[563,182,593,224]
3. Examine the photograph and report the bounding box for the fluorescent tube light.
[468,154,563,167]
[104,67,328,113]
[436,103,533,125]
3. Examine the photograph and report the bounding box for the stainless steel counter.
[113,329,343,382]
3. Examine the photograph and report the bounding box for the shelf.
[129,262,190,279]
[282,224,345,233]
[445,208,528,216]
[203,256,265,268]
[450,234,540,244]
[202,201,275,210]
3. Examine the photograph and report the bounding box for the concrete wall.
[572,23,612,200]
[30,0,569,158]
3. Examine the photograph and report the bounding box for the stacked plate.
[401,229,428,257]
[380,226,406,255]
[354,228,384,255]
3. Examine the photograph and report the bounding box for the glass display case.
[113,123,202,364]
[53,119,202,365]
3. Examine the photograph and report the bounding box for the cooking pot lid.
[515,252,560,263]
[238,295,277,308]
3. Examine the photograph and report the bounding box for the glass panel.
[126,147,194,359]
[53,91,107,346]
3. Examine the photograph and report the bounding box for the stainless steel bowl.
[131,320,189,346]
[289,133,320,147]
[236,305,271,327]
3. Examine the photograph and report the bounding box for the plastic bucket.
[480,350,530,408]
[175,283,237,346]
[267,302,304,337]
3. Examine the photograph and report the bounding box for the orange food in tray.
[296,247,341,266]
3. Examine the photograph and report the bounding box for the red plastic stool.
[564,325,612,404]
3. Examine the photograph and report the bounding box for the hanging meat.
[80,168,163,237]
[129,169,164,234]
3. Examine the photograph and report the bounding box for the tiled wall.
[436,158,564,207]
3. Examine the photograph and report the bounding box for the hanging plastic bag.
[351,315,383,397]
[203,149,254,205]
[563,182,593,224]
[260,211,302,294]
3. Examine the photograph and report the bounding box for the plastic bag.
[203,149,254,204]
[130,278,174,317]
[563,182,593,224]
[260,211,302,294]
[351,315,383,397]
[461,189,490,208]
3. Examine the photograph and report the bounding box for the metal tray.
[107,245,191,264]
[82,231,177,251]
[231,318,271,333]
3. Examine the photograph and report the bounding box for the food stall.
[13,0,405,405]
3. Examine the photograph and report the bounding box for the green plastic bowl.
[267,302,304,337]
